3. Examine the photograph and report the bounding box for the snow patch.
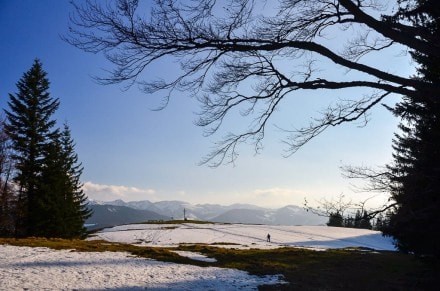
[172,250,217,262]
[0,245,284,290]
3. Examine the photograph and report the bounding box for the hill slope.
[86,205,169,229]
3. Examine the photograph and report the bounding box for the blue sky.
[0,1,413,208]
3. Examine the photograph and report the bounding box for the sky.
[0,1,414,209]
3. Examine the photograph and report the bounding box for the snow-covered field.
[0,245,282,290]
[0,223,396,290]
[90,223,396,251]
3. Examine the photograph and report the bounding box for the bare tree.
[304,193,352,218]
[304,193,388,228]
[0,118,16,236]
[340,164,399,214]
[66,0,440,166]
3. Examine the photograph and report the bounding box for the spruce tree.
[327,212,343,227]
[385,94,440,256]
[57,123,91,238]
[37,135,65,237]
[5,59,60,236]
[5,60,91,238]
[354,210,362,228]
[384,0,440,257]
[359,211,372,230]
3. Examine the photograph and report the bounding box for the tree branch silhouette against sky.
[0,0,421,208]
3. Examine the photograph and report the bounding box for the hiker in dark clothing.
[267,233,271,242]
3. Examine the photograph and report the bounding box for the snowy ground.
[0,245,283,290]
[90,223,396,251]
[0,223,396,290]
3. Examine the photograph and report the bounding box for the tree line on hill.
[326,209,394,231]
[305,194,391,230]
[0,59,91,238]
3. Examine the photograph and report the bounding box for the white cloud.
[234,187,309,208]
[83,181,157,202]
[82,182,384,209]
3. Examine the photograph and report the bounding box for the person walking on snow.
[267,233,271,242]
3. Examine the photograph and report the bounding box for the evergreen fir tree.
[57,123,92,238]
[36,123,91,238]
[359,211,372,230]
[4,59,60,236]
[4,60,91,238]
[327,212,343,227]
[37,135,65,237]
[354,210,362,228]
[344,216,354,228]
[385,94,440,255]
[384,0,440,257]
[374,213,384,231]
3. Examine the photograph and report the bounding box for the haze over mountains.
[86,199,327,229]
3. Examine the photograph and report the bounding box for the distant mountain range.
[86,204,168,230]
[86,199,327,230]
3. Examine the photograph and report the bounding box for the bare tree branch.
[65,0,440,166]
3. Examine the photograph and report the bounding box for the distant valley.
[86,199,327,229]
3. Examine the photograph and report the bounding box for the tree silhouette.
[342,0,439,257]
[4,60,91,238]
[382,0,440,257]
[5,59,60,236]
[66,0,439,166]
[0,119,15,236]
